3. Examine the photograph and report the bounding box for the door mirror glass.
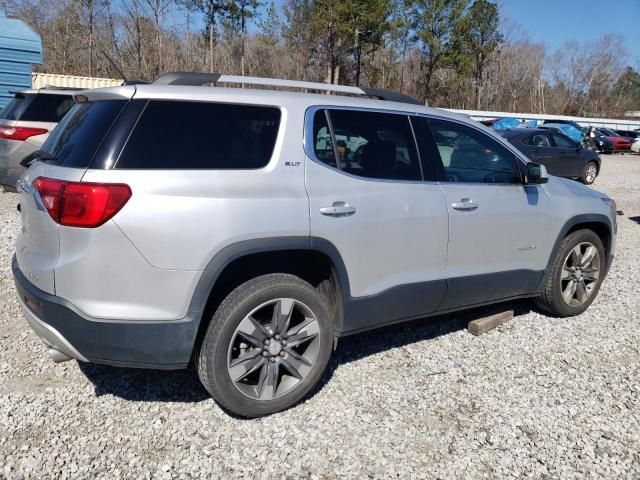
[525,162,549,184]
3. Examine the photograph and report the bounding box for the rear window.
[0,93,75,122]
[41,100,128,168]
[115,101,281,169]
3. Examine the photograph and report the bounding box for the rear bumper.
[12,255,199,369]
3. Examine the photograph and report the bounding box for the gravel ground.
[1,154,639,479]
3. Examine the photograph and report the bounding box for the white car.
[632,137,640,153]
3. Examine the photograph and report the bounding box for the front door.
[426,118,553,310]
[548,131,583,177]
[305,108,449,332]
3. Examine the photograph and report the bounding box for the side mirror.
[524,162,549,184]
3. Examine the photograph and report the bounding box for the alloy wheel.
[585,164,597,183]
[560,242,601,307]
[227,298,321,401]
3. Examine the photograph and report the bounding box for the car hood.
[547,174,609,200]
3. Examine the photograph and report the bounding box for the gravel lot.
[1,154,639,479]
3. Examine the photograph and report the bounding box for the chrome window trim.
[303,105,535,187]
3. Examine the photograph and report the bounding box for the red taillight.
[32,177,132,228]
[0,126,48,141]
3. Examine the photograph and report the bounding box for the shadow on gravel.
[312,300,532,399]
[79,363,210,403]
[79,301,531,407]
[629,216,640,225]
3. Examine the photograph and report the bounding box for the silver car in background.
[0,87,79,191]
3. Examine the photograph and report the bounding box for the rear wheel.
[581,162,598,185]
[535,229,605,317]
[197,274,333,417]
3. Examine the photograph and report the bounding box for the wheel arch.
[538,213,613,291]
[187,237,351,357]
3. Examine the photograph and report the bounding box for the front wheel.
[581,162,598,185]
[197,274,333,417]
[534,229,606,317]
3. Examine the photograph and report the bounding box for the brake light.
[32,177,131,228]
[0,126,48,141]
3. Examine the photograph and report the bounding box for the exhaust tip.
[47,347,72,363]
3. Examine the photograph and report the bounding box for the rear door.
[15,98,130,294]
[424,117,552,310]
[305,107,449,331]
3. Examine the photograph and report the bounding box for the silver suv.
[0,87,80,191]
[12,73,617,417]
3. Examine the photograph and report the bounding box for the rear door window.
[312,109,422,181]
[41,100,128,168]
[1,93,75,122]
[116,101,281,169]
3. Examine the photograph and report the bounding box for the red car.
[597,128,632,151]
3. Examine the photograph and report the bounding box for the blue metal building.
[0,12,42,109]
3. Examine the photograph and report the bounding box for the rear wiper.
[19,150,56,168]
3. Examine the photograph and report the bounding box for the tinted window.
[41,100,128,168]
[522,133,550,147]
[313,109,422,181]
[429,119,521,184]
[549,132,574,148]
[116,101,281,169]
[0,93,74,122]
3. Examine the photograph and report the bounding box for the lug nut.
[262,351,268,357]
[269,357,276,363]
[264,339,270,346]
[281,340,287,346]
[275,334,281,340]
[279,351,285,357]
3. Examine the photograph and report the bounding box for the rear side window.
[41,100,128,168]
[312,109,422,181]
[522,133,550,147]
[116,101,281,169]
[0,93,74,122]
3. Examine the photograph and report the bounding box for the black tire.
[197,274,333,417]
[534,229,606,317]
[580,161,598,185]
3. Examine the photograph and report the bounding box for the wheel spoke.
[570,246,581,267]
[580,246,597,268]
[561,267,573,280]
[257,360,279,400]
[562,279,577,303]
[286,317,320,347]
[575,280,588,303]
[281,354,307,380]
[582,268,599,282]
[236,316,268,346]
[229,351,265,382]
[271,298,294,335]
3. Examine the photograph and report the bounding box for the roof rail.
[152,72,422,105]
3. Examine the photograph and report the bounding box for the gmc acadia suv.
[12,73,617,417]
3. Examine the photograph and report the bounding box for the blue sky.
[500,0,639,64]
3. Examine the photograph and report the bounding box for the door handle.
[320,201,356,217]
[451,198,479,211]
